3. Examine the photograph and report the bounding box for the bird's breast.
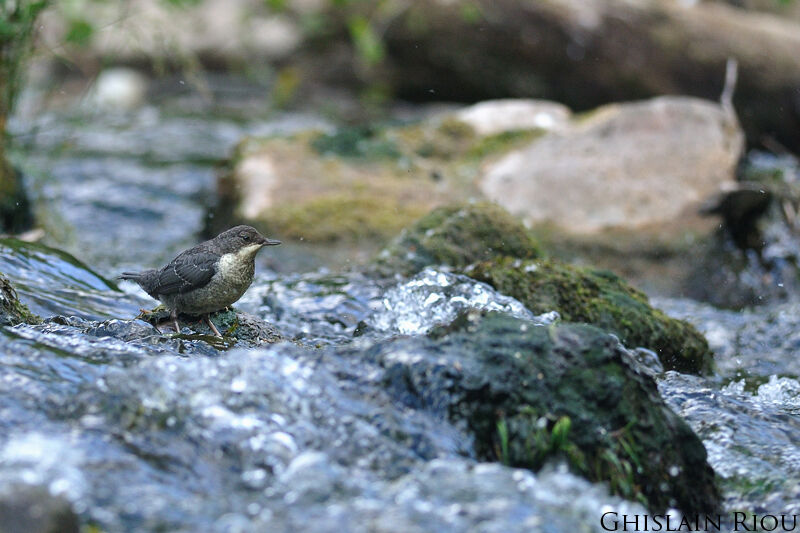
[216,250,256,287]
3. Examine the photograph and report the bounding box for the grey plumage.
[119,225,280,336]
[120,250,218,298]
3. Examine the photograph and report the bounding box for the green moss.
[263,193,428,243]
[466,129,544,159]
[373,202,543,276]
[0,273,40,325]
[466,257,714,374]
[436,116,475,139]
[411,120,541,161]
[311,126,401,160]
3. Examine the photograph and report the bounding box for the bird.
[119,225,280,336]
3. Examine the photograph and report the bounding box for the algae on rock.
[466,257,713,374]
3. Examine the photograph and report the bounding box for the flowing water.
[2,85,800,532]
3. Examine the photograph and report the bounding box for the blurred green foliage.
[0,0,50,118]
[64,17,92,44]
[347,14,384,66]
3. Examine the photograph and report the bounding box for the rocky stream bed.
[2,93,800,533]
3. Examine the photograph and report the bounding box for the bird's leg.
[170,309,181,333]
[205,314,222,337]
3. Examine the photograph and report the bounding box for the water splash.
[366,268,558,335]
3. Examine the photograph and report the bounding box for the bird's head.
[216,225,281,256]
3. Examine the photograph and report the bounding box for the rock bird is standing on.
[119,225,280,336]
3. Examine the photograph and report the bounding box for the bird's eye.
[240,233,250,241]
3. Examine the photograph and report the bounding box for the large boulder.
[479,96,743,235]
[371,203,713,374]
[371,312,719,513]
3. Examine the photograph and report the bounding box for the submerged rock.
[372,202,542,277]
[366,312,719,513]
[466,258,714,374]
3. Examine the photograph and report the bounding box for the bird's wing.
[150,250,218,295]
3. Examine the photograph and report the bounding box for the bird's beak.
[260,237,281,246]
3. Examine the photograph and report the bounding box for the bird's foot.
[170,310,181,333]
[205,315,223,337]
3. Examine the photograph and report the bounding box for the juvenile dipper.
[119,225,280,336]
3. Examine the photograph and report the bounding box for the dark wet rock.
[700,182,773,252]
[0,484,79,533]
[688,152,800,308]
[465,258,714,374]
[362,312,719,514]
[372,202,542,277]
[135,306,285,347]
[0,274,39,326]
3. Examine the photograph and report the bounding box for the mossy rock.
[0,273,40,326]
[136,306,284,347]
[465,257,713,374]
[375,312,719,513]
[372,202,543,276]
